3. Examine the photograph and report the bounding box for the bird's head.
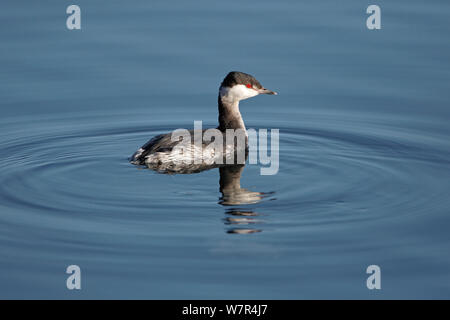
[219,71,277,104]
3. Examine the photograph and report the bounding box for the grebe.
[130,71,277,173]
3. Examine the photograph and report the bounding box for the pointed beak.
[258,87,278,95]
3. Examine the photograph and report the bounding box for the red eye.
[246,83,252,88]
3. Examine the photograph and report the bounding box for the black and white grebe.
[130,71,277,173]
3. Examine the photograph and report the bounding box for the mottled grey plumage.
[130,129,210,164]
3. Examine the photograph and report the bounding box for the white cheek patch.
[220,84,259,102]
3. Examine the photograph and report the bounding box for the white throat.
[219,84,259,105]
[218,85,254,132]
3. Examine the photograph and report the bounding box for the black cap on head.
[220,71,263,89]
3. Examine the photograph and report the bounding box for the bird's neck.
[217,95,246,132]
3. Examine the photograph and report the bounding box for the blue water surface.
[1,0,450,299]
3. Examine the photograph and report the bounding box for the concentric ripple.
[1,111,449,237]
[267,123,450,227]
[1,107,450,300]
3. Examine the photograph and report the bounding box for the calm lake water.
[1,1,450,299]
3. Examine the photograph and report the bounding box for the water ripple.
[1,113,449,238]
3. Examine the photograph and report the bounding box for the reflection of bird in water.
[135,155,274,233]
[224,208,262,234]
[219,164,274,234]
[219,165,266,205]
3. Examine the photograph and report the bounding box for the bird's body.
[130,71,277,173]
